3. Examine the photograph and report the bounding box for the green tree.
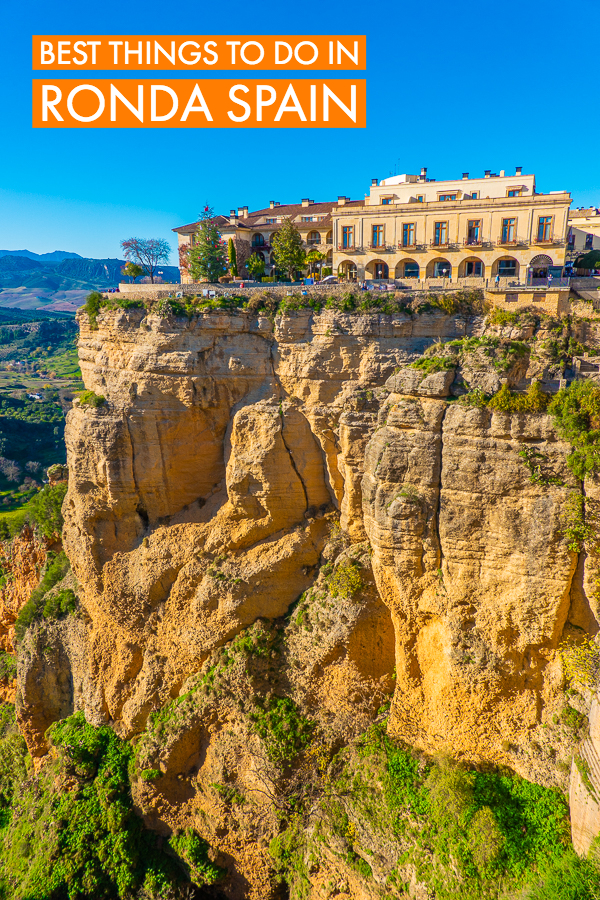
[247,252,265,281]
[120,237,171,284]
[306,249,326,277]
[574,249,600,271]
[271,218,306,281]
[188,210,228,283]
[228,239,238,277]
[121,262,144,283]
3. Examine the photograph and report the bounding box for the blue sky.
[1,0,597,261]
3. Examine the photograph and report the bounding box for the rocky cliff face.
[17,302,600,896]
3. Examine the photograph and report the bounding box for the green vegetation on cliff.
[549,379,600,478]
[0,710,222,900]
[271,721,600,899]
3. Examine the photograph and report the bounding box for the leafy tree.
[188,211,228,283]
[121,261,144,283]
[306,249,326,277]
[228,238,238,277]
[574,249,600,271]
[271,218,306,281]
[549,379,600,478]
[120,237,171,284]
[247,252,265,281]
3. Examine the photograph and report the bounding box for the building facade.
[332,167,571,284]
[173,199,343,281]
[567,208,600,259]
[173,166,572,285]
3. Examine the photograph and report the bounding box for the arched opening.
[252,233,265,247]
[395,260,420,279]
[338,260,357,281]
[428,258,452,278]
[460,257,484,278]
[326,231,333,244]
[255,251,265,262]
[326,251,333,266]
[307,231,321,245]
[366,260,389,280]
[529,254,553,278]
[493,257,519,278]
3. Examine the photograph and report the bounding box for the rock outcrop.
[15,302,600,896]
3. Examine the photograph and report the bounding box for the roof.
[173,199,354,234]
[569,208,600,219]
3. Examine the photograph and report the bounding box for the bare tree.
[120,238,171,284]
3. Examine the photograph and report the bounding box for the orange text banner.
[32,79,366,129]
[32,36,366,70]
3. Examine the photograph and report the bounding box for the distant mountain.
[0,249,83,262]
[0,255,180,293]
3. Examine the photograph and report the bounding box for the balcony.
[496,236,524,247]
[533,236,566,246]
[398,242,427,252]
[463,238,486,248]
[430,240,458,250]
[337,244,362,253]
[367,243,394,252]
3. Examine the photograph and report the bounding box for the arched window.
[404,261,420,278]
[252,233,265,247]
[326,231,333,244]
[433,259,451,277]
[307,231,321,245]
[497,258,518,277]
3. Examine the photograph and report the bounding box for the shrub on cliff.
[28,481,67,539]
[78,389,106,408]
[83,291,104,330]
[13,550,72,642]
[0,712,222,898]
[549,379,600,478]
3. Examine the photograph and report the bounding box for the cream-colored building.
[567,208,600,259]
[332,167,571,284]
[173,199,341,280]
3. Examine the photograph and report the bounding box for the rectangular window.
[498,259,517,277]
[439,193,457,201]
[372,225,384,247]
[402,223,416,246]
[434,222,448,245]
[586,233,594,249]
[507,189,522,197]
[416,195,424,203]
[501,218,516,242]
[471,191,479,199]
[467,220,481,244]
[505,292,518,302]
[537,216,552,241]
[342,226,354,249]
[301,216,314,222]
[381,197,393,205]
[265,218,276,224]
[465,260,482,277]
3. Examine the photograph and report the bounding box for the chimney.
[238,206,248,217]
[516,166,522,176]
[484,170,491,178]
[371,178,378,186]
[275,201,280,206]
[229,209,238,226]
[499,169,505,177]
[301,198,313,207]
[420,167,427,181]
[269,200,275,209]
[337,195,347,206]
[462,172,469,179]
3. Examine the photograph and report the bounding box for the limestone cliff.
[15,300,600,898]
